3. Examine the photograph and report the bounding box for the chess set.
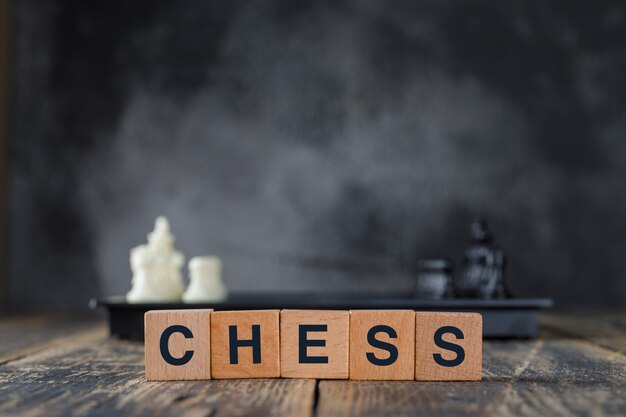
[93,217,553,341]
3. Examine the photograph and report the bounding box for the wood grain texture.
[541,312,626,353]
[0,314,106,364]
[0,323,315,417]
[317,322,626,417]
[211,309,280,379]
[281,310,349,379]
[349,310,415,380]
[144,309,212,381]
[482,330,626,416]
[415,312,482,381]
[0,313,624,417]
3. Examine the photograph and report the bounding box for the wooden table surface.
[0,313,624,417]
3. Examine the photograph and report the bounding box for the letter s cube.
[415,312,482,381]
[349,310,416,380]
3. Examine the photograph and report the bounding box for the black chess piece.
[456,220,507,298]
[415,258,454,300]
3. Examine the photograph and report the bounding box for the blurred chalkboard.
[7,0,626,312]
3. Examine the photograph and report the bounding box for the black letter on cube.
[366,325,399,366]
[160,325,194,366]
[229,325,262,364]
[299,324,329,364]
[433,326,465,367]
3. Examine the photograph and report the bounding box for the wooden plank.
[316,329,626,416]
[541,313,626,354]
[485,333,626,416]
[0,315,107,364]
[1,314,625,416]
[316,379,505,417]
[0,324,315,417]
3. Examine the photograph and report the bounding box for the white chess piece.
[126,216,185,303]
[182,256,228,303]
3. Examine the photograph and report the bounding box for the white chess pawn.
[126,216,186,303]
[182,256,228,303]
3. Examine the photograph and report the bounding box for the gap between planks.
[2,313,624,417]
[481,339,544,416]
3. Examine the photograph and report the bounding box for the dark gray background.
[6,0,626,312]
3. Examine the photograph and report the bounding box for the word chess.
[145,310,482,381]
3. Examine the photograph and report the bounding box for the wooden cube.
[280,310,349,379]
[211,310,280,378]
[144,309,212,381]
[349,310,415,380]
[415,312,482,381]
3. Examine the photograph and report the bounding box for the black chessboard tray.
[92,292,552,340]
